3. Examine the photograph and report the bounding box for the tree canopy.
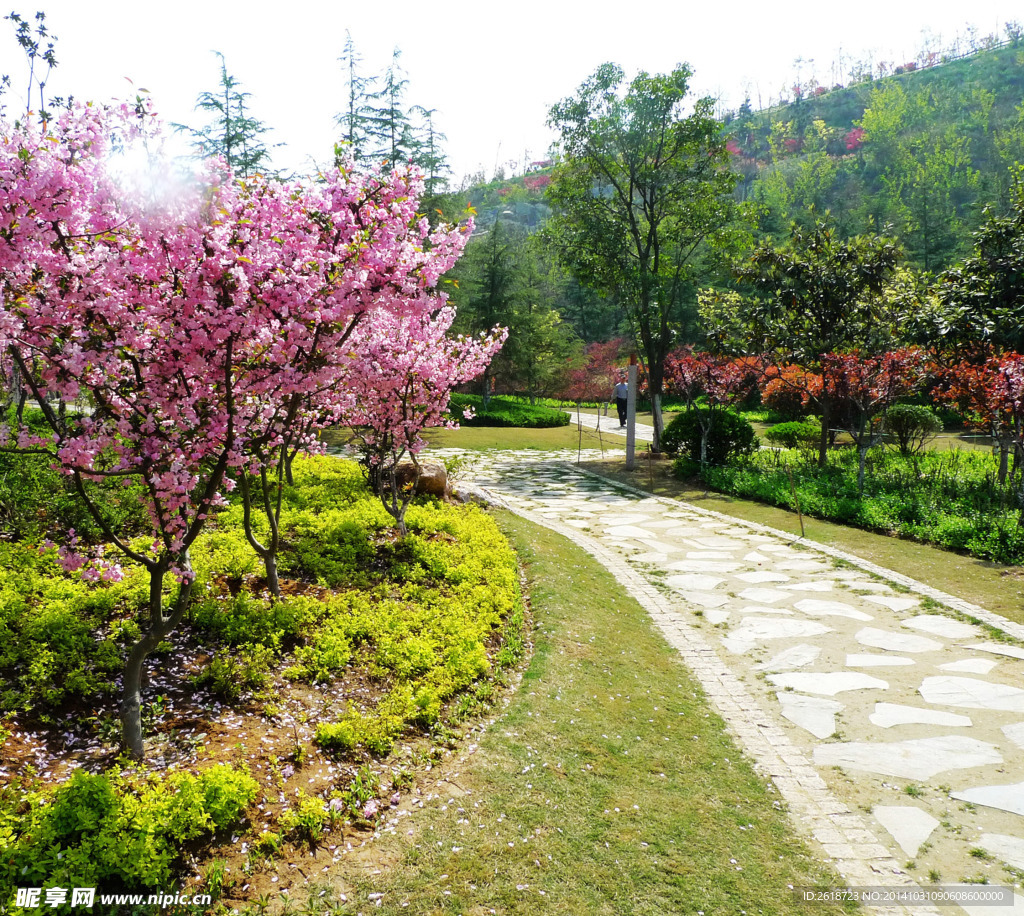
[545,62,738,449]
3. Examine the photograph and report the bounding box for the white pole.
[626,362,637,470]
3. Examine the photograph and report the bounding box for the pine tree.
[335,31,375,164]
[175,52,275,176]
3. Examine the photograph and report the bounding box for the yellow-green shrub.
[0,764,257,892]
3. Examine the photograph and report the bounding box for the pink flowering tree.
[228,164,472,595]
[341,305,505,534]
[0,104,475,757]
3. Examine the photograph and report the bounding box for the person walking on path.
[612,378,629,427]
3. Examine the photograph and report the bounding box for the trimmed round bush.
[882,404,943,455]
[764,419,820,450]
[661,409,758,465]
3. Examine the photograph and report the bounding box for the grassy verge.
[421,422,610,452]
[585,457,1024,626]
[299,511,856,915]
[320,418,610,453]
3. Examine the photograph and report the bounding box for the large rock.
[395,460,449,499]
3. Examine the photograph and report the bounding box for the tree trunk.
[817,396,831,468]
[264,551,280,597]
[998,443,1009,486]
[121,555,194,759]
[857,444,868,494]
[651,392,664,453]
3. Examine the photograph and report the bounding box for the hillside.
[723,36,1024,270]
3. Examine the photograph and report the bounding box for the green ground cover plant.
[0,454,525,908]
[690,446,1024,564]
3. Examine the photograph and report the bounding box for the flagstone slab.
[683,592,730,609]
[846,581,894,592]
[666,560,742,573]
[872,806,940,855]
[863,595,921,612]
[777,693,842,739]
[940,658,999,675]
[739,605,794,615]
[779,581,836,592]
[846,654,915,668]
[722,618,833,654]
[628,552,671,564]
[666,574,725,592]
[735,571,791,584]
[869,702,973,728]
[690,536,750,550]
[966,642,1024,661]
[738,587,792,604]
[704,610,731,625]
[774,561,833,572]
[606,525,661,538]
[856,627,944,654]
[755,644,822,671]
[634,539,682,554]
[743,551,775,564]
[815,736,1003,780]
[977,834,1024,870]
[902,615,982,639]
[757,544,800,554]
[920,676,1024,712]
[601,514,653,526]
[794,599,873,621]
[952,782,1024,817]
[768,671,889,696]
[665,527,716,538]
[1002,723,1024,749]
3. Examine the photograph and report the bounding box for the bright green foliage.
[449,393,569,428]
[0,765,257,892]
[882,404,944,454]
[278,790,330,848]
[0,543,147,713]
[765,419,822,449]
[700,447,1024,563]
[933,166,1024,352]
[727,39,1024,273]
[662,409,758,465]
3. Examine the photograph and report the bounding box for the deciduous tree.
[546,62,738,451]
[703,220,902,466]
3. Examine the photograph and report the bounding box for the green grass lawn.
[298,512,855,916]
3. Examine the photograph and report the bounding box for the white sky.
[1,1,1015,183]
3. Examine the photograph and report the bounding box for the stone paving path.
[439,447,1024,915]
[566,408,656,442]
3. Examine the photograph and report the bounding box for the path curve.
[440,447,1024,916]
